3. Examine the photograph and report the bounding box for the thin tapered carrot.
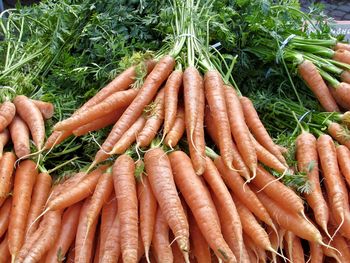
[296,131,330,234]
[242,234,259,263]
[327,122,350,149]
[25,172,52,238]
[240,96,287,165]
[245,246,257,263]
[266,224,279,263]
[144,147,189,254]
[137,89,165,147]
[13,95,45,150]
[164,104,185,148]
[0,197,11,238]
[335,42,350,51]
[54,89,138,132]
[100,214,121,262]
[152,209,173,263]
[43,130,72,150]
[169,151,235,262]
[204,72,234,169]
[0,152,16,199]
[113,154,138,263]
[322,241,342,263]
[309,242,324,263]
[0,101,15,132]
[164,69,183,135]
[94,55,175,164]
[333,49,350,64]
[73,107,125,136]
[203,157,243,259]
[285,232,305,263]
[332,234,350,262]
[225,86,257,176]
[9,116,30,158]
[30,99,54,119]
[172,240,185,263]
[214,156,275,228]
[297,60,340,112]
[336,145,350,187]
[0,234,10,263]
[109,115,146,155]
[0,128,9,157]
[138,175,157,262]
[8,160,38,260]
[45,202,82,263]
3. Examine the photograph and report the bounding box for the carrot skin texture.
[332,82,350,109]
[335,42,350,51]
[341,70,350,84]
[285,232,305,263]
[309,242,324,263]
[95,55,175,163]
[333,49,350,64]
[144,148,189,253]
[169,151,236,262]
[13,95,45,150]
[0,152,16,199]
[0,128,10,157]
[327,122,350,149]
[336,145,350,187]
[113,155,138,263]
[0,234,10,263]
[100,214,121,263]
[8,160,38,258]
[9,116,30,158]
[164,104,185,147]
[189,212,211,263]
[0,101,15,132]
[0,197,11,238]
[30,99,54,119]
[333,234,350,262]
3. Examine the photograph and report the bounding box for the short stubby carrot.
[336,145,350,187]
[169,151,235,262]
[333,49,350,65]
[113,154,138,263]
[0,128,9,157]
[164,104,185,148]
[0,101,16,132]
[0,151,16,199]
[13,95,45,150]
[164,69,183,135]
[9,116,30,158]
[0,197,11,237]
[8,160,38,259]
[144,147,189,253]
[30,99,54,119]
[94,55,175,164]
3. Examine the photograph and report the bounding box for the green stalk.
[290,43,335,58]
[205,146,219,159]
[290,36,337,47]
[302,53,343,75]
[317,68,340,88]
[327,59,350,71]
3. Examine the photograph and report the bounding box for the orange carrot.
[93,231,101,263]
[331,82,350,109]
[113,154,138,263]
[138,175,157,261]
[242,234,260,262]
[13,95,45,150]
[0,152,16,199]
[169,151,235,262]
[9,115,30,158]
[0,197,11,238]
[0,101,15,132]
[45,202,82,263]
[152,209,173,263]
[95,55,175,164]
[172,240,185,263]
[333,234,350,262]
[25,172,52,238]
[8,160,38,260]
[30,99,54,119]
[164,70,183,135]
[336,145,350,187]
[340,70,350,84]
[189,212,211,263]
[136,230,145,263]
[335,42,350,51]
[327,122,350,149]
[284,232,305,263]
[0,128,9,157]
[0,234,10,263]
[164,104,185,148]
[309,242,324,263]
[144,147,189,253]
[100,214,121,262]
[66,245,75,263]
[333,49,350,64]
[43,130,72,150]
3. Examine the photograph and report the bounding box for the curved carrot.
[113,154,138,263]
[189,212,211,263]
[0,234,10,263]
[169,151,235,262]
[309,242,324,263]
[0,197,11,238]
[95,55,175,164]
[138,175,157,261]
[100,214,121,262]
[0,101,15,132]
[336,145,350,187]
[9,116,30,158]
[30,99,54,119]
[13,95,45,150]
[0,151,16,199]
[43,130,72,150]
[164,104,185,148]
[164,70,183,135]
[8,160,38,260]
[144,147,189,253]
[0,128,9,157]
[333,49,350,64]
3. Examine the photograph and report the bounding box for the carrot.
[327,122,350,149]
[309,242,324,263]
[214,156,275,228]
[30,99,54,119]
[0,151,16,199]
[73,107,125,136]
[340,70,350,84]
[240,96,287,165]
[22,210,62,263]
[138,175,157,262]
[285,232,305,263]
[164,70,183,135]
[95,55,175,164]
[333,49,350,64]
[0,101,15,132]
[0,197,11,238]
[43,130,72,150]
[109,115,146,155]
[44,202,82,263]
[9,116,30,158]
[335,42,350,51]
[0,234,10,263]
[337,144,350,186]
[8,160,38,260]
[100,214,121,263]
[172,240,185,263]
[113,154,138,263]
[66,245,75,263]
[25,172,52,238]
[144,147,189,253]
[13,95,45,150]
[169,151,235,262]
[93,230,101,263]
[204,72,234,169]
[55,89,138,132]
[136,230,145,263]
[296,131,330,234]
[332,234,350,262]
[266,224,280,263]
[242,234,260,262]
[322,241,342,263]
[152,209,173,263]
[0,128,9,157]
[202,157,243,259]
[331,82,350,109]
[137,89,165,148]
[164,104,185,148]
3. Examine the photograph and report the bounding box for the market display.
[1,0,350,262]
